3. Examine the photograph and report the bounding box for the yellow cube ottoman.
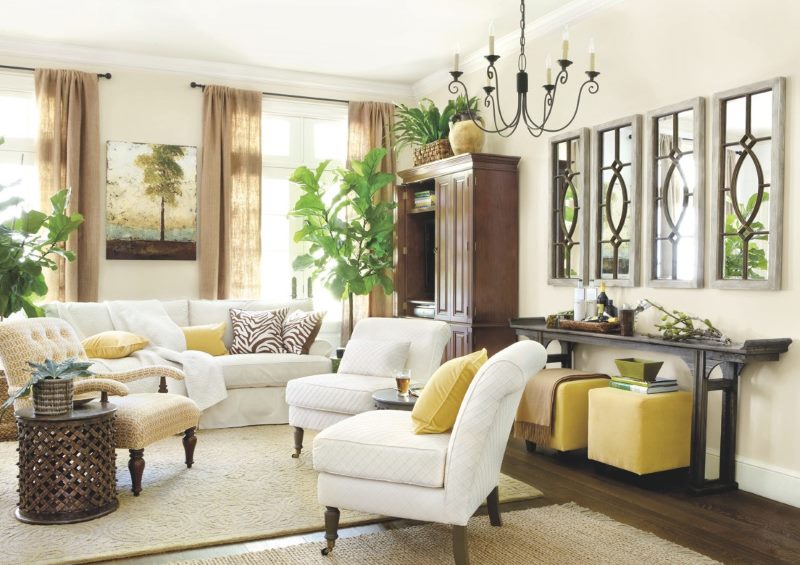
[588,387,692,475]
[515,370,610,452]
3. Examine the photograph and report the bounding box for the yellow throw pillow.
[82,331,149,359]
[181,322,228,356]
[411,349,488,434]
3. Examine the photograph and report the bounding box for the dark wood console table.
[509,317,792,495]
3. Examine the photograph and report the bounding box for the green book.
[611,376,677,388]
[609,381,679,394]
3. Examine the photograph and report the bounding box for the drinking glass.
[393,369,412,397]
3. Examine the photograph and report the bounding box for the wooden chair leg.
[487,485,502,526]
[129,449,145,496]
[453,525,470,565]
[321,506,340,556]
[183,427,197,468]
[292,426,304,458]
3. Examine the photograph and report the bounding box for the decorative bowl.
[614,358,664,382]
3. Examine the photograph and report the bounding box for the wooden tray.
[558,319,620,334]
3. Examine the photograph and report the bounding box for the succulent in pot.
[0,358,93,417]
[448,96,485,155]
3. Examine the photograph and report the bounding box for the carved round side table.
[15,403,118,524]
[372,388,418,411]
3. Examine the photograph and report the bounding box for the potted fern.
[0,359,93,417]
[394,98,456,166]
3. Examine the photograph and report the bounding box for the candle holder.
[447,0,600,138]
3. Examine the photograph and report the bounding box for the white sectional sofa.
[44,298,333,429]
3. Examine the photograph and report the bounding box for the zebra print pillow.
[229,308,289,354]
[282,310,326,354]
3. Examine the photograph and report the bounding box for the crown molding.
[0,37,415,101]
[412,0,625,97]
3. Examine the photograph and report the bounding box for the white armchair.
[312,340,547,564]
[285,317,451,457]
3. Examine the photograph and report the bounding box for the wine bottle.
[597,281,609,319]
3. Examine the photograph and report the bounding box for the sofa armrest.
[309,339,334,357]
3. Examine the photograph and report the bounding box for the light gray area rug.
[0,424,541,564]
[180,503,719,565]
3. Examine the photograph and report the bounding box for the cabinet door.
[435,175,452,320]
[444,324,473,361]
[449,171,473,324]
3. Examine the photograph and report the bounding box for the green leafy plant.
[643,299,730,343]
[0,358,93,417]
[450,95,480,122]
[290,147,396,334]
[0,158,84,318]
[724,192,768,280]
[393,98,456,153]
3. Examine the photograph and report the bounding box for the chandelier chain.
[518,0,527,71]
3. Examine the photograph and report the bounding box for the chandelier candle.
[447,0,600,137]
[589,38,596,72]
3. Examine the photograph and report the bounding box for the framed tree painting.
[106,141,198,260]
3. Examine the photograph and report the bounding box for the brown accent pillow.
[282,310,326,354]
[229,308,288,354]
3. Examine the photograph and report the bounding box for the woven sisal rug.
[180,503,719,565]
[0,424,540,565]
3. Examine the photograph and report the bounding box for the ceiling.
[0,0,573,84]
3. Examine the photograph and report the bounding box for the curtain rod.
[0,64,112,79]
[189,82,347,105]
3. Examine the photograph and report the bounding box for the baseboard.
[705,450,800,508]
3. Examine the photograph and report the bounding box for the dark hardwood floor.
[501,438,800,564]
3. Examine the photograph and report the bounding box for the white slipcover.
[314,340,547,526]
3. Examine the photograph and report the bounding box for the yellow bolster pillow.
[411,348,488,434]
[82,331,149,359]
[181,322,228,356]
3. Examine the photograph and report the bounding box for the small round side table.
[372,388,418,411]
[15,403,118,524]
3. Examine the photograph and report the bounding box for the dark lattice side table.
[15,403,118,524]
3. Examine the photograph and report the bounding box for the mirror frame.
[591,115,643,287]
[645,97,706,288]
[548,128,590,286]
[710,77,786,290]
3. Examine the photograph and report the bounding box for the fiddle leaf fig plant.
[0,358,93,417]
[290,147,396,335]
[0,175,84,319]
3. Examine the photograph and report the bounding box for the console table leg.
[719,363,740,488]
[689,351,709,492]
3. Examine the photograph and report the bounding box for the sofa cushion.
[188,299,313,347]
[338,339,410,378]
[162,300,190,327]
[285,373,395,414]
[313,410,451,488]
[218,353,332,389]
[282,310,325,354]
[82,331,149,359]
[182,322,228,356]
[229,308,288,354]
[43,302,115,339]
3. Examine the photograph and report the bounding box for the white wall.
[420,0,800,504]
[0,53,413,302]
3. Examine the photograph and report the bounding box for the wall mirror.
[711,77,785,289]
[592,115,642,287]
[645,98,705,288]
[548,128,590,285]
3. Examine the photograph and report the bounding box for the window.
[261,98,348,322]
[0,73,37,224]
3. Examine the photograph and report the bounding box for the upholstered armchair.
[285,317,451,457]
[0,318,201,496]
[312,340,547,564]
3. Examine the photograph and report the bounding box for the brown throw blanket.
[514,368,609,446]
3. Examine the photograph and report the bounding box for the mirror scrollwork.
[592,115,642,287]
[548,128,590,285]
[646,98,706,288]
[711,78,785,289]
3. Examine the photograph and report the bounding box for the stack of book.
[414,190,434,208]
[609,375,678,395]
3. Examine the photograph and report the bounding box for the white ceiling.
[0,0,573,84]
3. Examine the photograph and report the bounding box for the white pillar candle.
[546,55,552,84]
[562,26,570,60]
[588,38,596,71]
[454,44,460,72]
[489,21,495,56]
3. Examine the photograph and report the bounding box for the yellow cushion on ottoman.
[588,387,691,475]
[411,349,487,434]
[549,378,612,452]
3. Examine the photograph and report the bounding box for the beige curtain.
[35,69,101,302]
[199,85,262,299]
[342,101,396,342]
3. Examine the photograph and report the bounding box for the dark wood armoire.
[396,153,520,361]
